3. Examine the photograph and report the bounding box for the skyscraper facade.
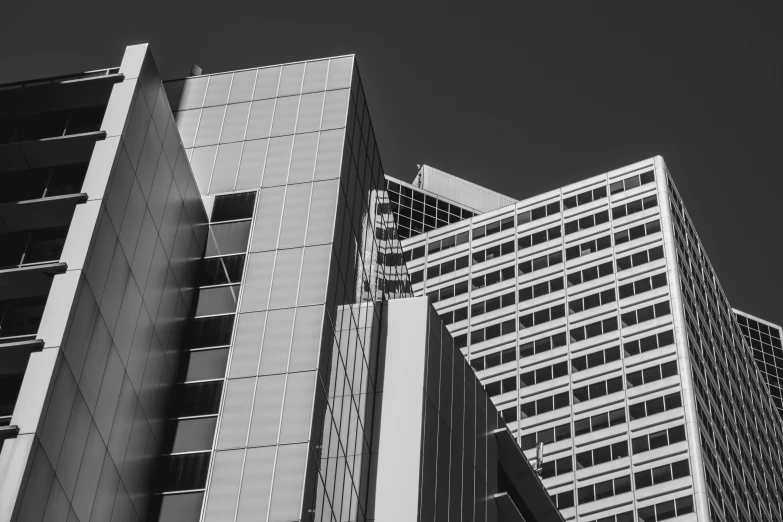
[399,157,783,522]
[733,310,783,416]
[0,44,561,522]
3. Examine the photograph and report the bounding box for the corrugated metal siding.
[414,165,517,213]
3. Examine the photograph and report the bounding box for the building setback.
[397,158,783,521]
[0,44,560,522]
[733,310,783,416]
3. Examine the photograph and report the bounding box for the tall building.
[733,310,783,415]
[0,44,560,522]
[398,157,783,522]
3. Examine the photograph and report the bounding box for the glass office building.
[733,310,783,416]
[399,157,783,521]
[0,43,564,522]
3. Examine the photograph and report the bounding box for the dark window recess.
[179,348,230,382]
[540,455,573,478]
[614,219,661,245]
[567,261,613,286]
[521,422,571,450]
[157,452,211,492]
[550,490,574,510]
[1,105,106,144]
[519,304,565,329]
[631,425,686,455]
[440,306,468,326]
[471,265,515,290]
[518,251,562,275]
[0,227,69,269]
[574,407,626,437]
[485,376,517,397]
[635,459,690,490]
[199,254,246,286]
[427,231,469,255]
[0,374,25,417]
[569,288,615,314]
[612,194,658,219]
[624,330,674,357]
[609,170,655,195]
[472,216,514,240]
[519,391,569,419]
[564,210,609,235]
[576,440,629,469]
[573,376,623,403]
[472,240,515,264]
[409,270,424,285]
[427,255,469,279]
[570,317,618,342]
[616,245,664,272]
[566,235,611,261]
[577,475,631,505]
[629,392,682,420]
[563,186,607,209]
[471,291,515,318]
[518,201,560,225]
[163,417,218,454]
[520,361,568,388]
[404,245,426,262]
[518,276,564,302]
[626,360,678,388]
[0,296,47,341]
[519,332,567,358]
[428,281,469,302]
[0,163,88,204]
[572,345,621,372]
[618,273,667,299]
[212,191,256,222]
[171,381,223,417]
[470,319,516,346]
[186,315,235,348]
[637,495,693,521]
[621,300,671,327]
[518,226,561,249]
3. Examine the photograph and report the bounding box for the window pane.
[203,449,243,520]
[240,251,276,312]
[236,138,268,190]
[248,374,286,446]
[200,255,246,286]
[298,245,331,306]
[195,285,240,316]
[205,221,251,256]
[278,183,312,249]
[230,312,265,378]
[183,348,229,382]
[236,446,276,519]
[167,417,217,453]
[268,443,309,520]
[258,308,295,375]
[217,377,255,449]
[279,371,317,443]
[288,132,319,183]
[263,135,294,187]
[213,192,256,222]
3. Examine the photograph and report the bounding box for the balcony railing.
[0,227,68,270]
[0,105,106,144]
[0,297,47,344]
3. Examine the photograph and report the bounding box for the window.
[566,235,612,261]
[572,346,621,372]
[624,330,674,356]
[616,245,664,271]
[573,376,623,403]
[426,255,469,279]
[212,191,256,222]
[519,332,568,359]
[199,255,245,286]
[410,270,424,284]
[626,360,678,387]
[468,319,516,346]
[440,306,468,325]
[520,361,568,388]
[576,440,628,469]
[484,375,517,396]
[520,391,569,419]
[631,425,686,454]
[541,455,574,478]
[518,225,562,249]
[629,392,682,421]
[567,261,613,286]
[578,475,631,505]
[427,231,469,255]
[518,201,560,225]
[186,315,235,348]
[519,304,566,329]
[473,216,514,240]
[574,408,626,436]
[521,422,571,450]
[404,245,426,262]
[569,288,615,314]
[614,219,661,245]
[471,291,515,318]
[618,273,667,299]
[586,512,634,522]
[609,170,654,195]
[612,194,658,219]
[427,280,469,302]
[634,459,690,490]
[570,317,618,342]
[158,452,211,492]
[518,251,562,275]
[564,210,609,235]
[470,345,517,371]
[637,495,693,522]
[472,240,515,264]
[171,381,223,417]
[471,265,516,290]
[519,276,564,302]
[621,300,671,327]
[550,490,574,510]
[563,186,607,209]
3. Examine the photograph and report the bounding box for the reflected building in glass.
[0,44,562,522]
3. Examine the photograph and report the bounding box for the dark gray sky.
[4,1,781,322]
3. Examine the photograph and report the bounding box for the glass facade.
[397,157,783,521]
[385,176,475,240]
[734,310,783,415]
[160,55,411,522]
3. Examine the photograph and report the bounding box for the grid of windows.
[736,312,783,414]
[385,178,474,239]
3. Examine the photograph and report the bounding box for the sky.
[3,1,781,322]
